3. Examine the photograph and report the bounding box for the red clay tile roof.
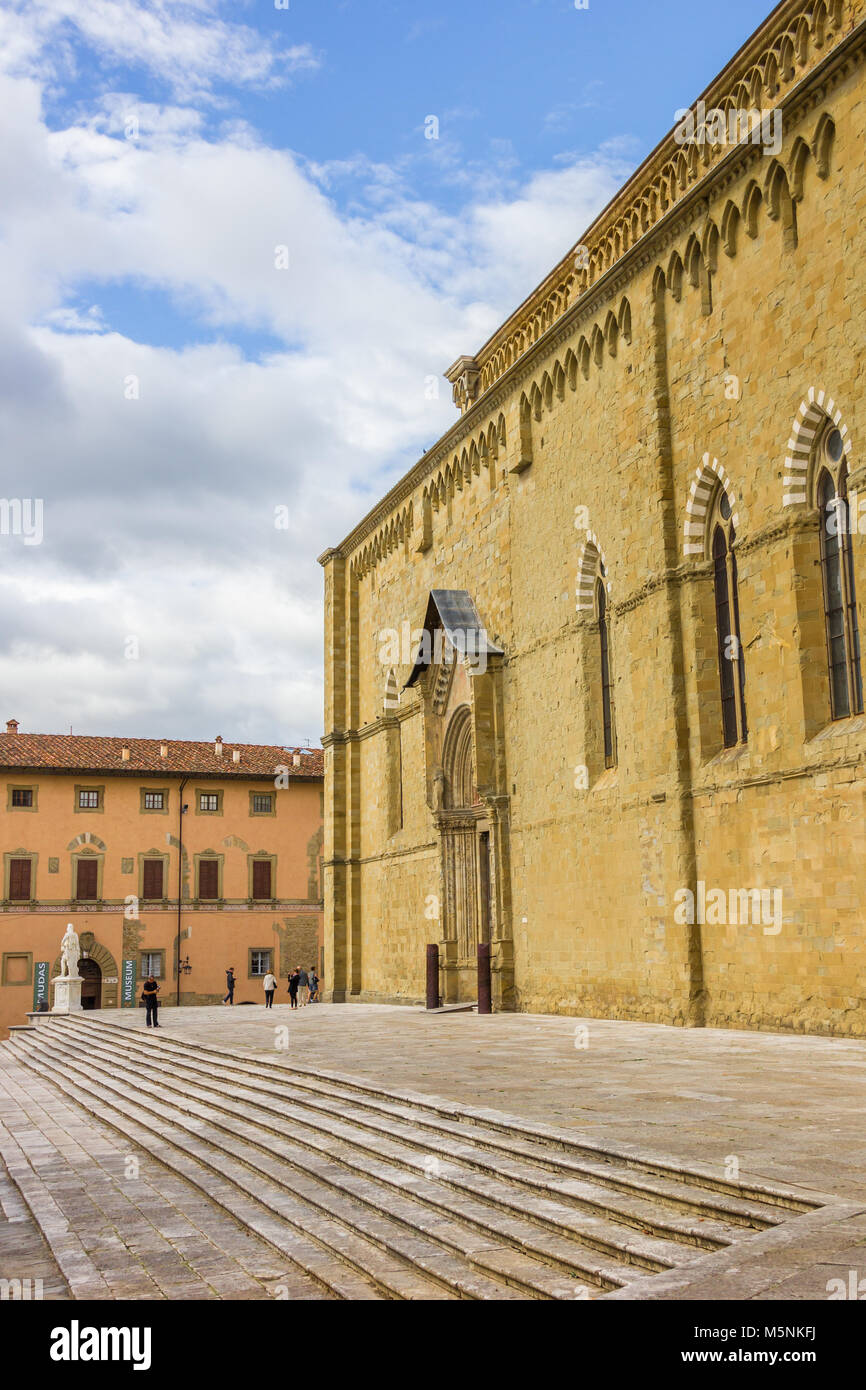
[0,732,323,780]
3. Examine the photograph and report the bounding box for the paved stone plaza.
[2,1004,864,1300]
[105,1003,866,1200]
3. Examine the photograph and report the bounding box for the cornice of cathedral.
[323,2,866,567]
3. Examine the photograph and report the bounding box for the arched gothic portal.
[439,705,492,994]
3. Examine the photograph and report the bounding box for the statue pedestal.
[52,976,83,1013]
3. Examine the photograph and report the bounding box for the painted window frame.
[194,852,224,901]
[1,952,33,986]
[7,784,37,812]
[74,783,105,813]
[248,948,273,978]
[139,852,170,902]
[139,949,166,980]
[248,854,277,901]
[71,852,103,902]
[140,787,169,815]
[195,788,224,816]
[4,851,37,904]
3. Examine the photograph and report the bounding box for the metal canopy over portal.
[405,590,503,688]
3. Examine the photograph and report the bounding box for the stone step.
[68,1013,810,1222]
[9,1032,534,1300]
[14,1027,603,1298]
[57,1015,780,1250]
[1,1043,397,1301]
[0,1061,325,1301]
[31,1023,649,1292]
[0,1054,333,1301]
[49,1020,721,1281]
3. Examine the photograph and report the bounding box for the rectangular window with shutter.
[142,859,164,899]
[75,859,98,900]
[9,858,32,901]
[252,859,272,900]
[198,859,219,900]
[11,788,33,808]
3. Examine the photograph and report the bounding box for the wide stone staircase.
[0,1015,824,1300]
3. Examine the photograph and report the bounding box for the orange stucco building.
[0,721,323,1038]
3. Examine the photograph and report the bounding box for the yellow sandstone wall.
[322,0,866,1035]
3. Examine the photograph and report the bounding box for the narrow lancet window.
[712,504,747,747]
[597,578,616,766]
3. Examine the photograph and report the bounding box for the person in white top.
[263,970,277,1009]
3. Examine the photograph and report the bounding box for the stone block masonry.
[320,0,866,1036]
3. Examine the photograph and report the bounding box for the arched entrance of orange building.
[51,933,120,1011]
[79,958,102,1010]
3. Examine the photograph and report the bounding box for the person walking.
[297,965,309,1007]
[308,968,319,1003]
[142,975,160,1029]
[224,966,236,1006]
[263,968,276,1009]
[288,968,300,1009]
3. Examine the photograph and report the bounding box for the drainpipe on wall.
[176,776,189,1008]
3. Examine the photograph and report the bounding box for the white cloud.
[1,0,319,100]
[0,39,628,743]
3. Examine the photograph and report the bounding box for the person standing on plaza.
[224,966,236,1006]
[142,975,160,1029]
[308,968,319,1003]
[288,968,300,1009]
[263,968,276,1009]
[297,965,309,1006]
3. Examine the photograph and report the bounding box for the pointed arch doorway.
[439,704,492,1002]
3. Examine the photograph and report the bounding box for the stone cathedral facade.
[320,0,866,1036]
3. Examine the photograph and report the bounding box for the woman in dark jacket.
[142,976,160,1028]
[288,969,300,1009]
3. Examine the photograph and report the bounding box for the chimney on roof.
[6,719,19,734]
[292,752,301,768]
[232,749,240,764]
[160,742,168,758]
[121,745,130,762]
[215,736,223,756]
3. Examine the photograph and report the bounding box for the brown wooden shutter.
[198,859,219,900]
[143,859,164,899]
[76,859,98,900]
[252,859,272,899]
[9,858,32,901]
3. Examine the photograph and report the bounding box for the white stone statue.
[59,923,81,980]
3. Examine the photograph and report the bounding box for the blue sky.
[0,0,775,741]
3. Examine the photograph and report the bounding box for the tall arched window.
[818,435,863,719]
[596,577,616,767]
[710,489,747,747]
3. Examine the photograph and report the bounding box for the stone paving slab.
[0,1153,70,1300]
[100,1004,866,1203]
[5,1004,865,1301]
[0,1057,325,1301]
